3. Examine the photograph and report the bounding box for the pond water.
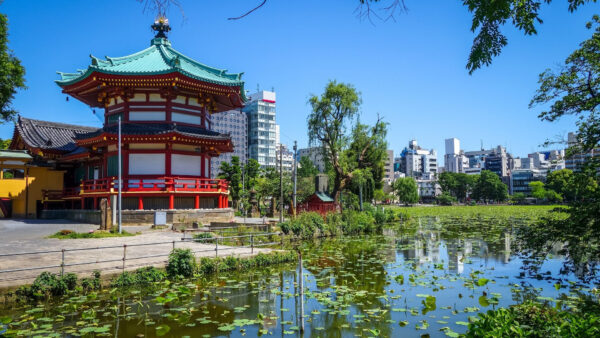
[0,215,592,337]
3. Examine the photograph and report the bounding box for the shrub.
[16,271,80,299]
[193,232,214,240]
[81,271,101,291]
[197,256,217,275]
[166,248,197,278]
[279,221,291,235]
[436,193,456,206]
[110,271,136,287]
[373,208,386,226]
[325,213,343,236]
[465,301,600,337]
[341,210,377,235]
[134,266,166,284]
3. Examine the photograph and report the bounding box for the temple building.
[7,19,244,221]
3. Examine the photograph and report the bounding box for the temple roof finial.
[151,17,171,39]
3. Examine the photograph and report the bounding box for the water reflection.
[1,216,589,338]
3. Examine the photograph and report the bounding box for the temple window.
[129,153,165,175]
[1,168,24,179]
[129,111,165,121]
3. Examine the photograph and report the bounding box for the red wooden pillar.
[194,195,200,209]
[80,198,85,210]
[138,196,144,210]
[165,143,172,176]
[217,195,222,208]
[93,197,98,210]
[200,154,205,178]
[169,194,174,209]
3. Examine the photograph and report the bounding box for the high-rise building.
[244,91,277,168]
[384,150,394,183]
[444,138,469,173]
[276,144,294,172]
[397,139,437,178]
[565,132,599,171]
[210,110,248,178]
[464,145,511,177]
[298,147,327,172]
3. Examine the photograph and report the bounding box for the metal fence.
[0,232,283,286]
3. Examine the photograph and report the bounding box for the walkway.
[0,219,272,289]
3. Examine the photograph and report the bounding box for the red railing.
[43,177,229,200]
[81,176,229,194]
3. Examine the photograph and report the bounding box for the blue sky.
[0,0,597,160]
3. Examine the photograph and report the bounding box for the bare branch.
[356,0,408,24]
[137,0,184,20]
[228,0,268,20]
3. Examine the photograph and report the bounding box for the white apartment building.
[210,110,248,178]
[244,91,277,168]
[297,146,327,173]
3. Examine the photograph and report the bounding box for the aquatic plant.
[166,248,197,278]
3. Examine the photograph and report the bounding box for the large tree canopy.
[0,13,25,123]
[307,80,388,204]
[520,17,600,280]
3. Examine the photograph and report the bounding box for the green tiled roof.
[56,38,245,88]
[315,192,334,202]
[0,150,32,160]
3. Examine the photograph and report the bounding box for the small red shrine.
[10,19,244,212]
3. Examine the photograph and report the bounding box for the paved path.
[0,219,272,289]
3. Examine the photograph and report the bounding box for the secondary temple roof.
[11,116,98,154]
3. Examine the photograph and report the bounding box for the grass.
[47,229,137,239]
[390,204,563,220]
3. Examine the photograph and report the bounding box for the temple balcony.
[43,176,230,210]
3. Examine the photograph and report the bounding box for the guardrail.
[0,232,283,285]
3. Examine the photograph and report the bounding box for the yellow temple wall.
[0,165,64,218]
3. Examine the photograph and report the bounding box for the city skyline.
[0,1,596,161]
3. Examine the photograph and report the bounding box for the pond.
[0,215,593,337]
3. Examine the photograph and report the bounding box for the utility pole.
[279,143,283,223]
[293,141,297,216]
[118,116,122,234]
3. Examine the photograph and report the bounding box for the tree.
[0,13,26,123]
[545,169,575,202]
[217,156,242,208]
[0,139,10,149]
[436,192,456,206]
[243,158,261,191]
[517,17,600,280]
[297,156,319,178]
[511,192,526,205]
[531,15,600,150]
[307,80,388,204]
[529,181,546,200]
[394,177,418,206]
[438,172,475,202]
[471,170,508,203]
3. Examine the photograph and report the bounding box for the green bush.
[279,221,290,235]
[341,210,377,235]
[436,192,457,206]
[62,273,78,290]
[193,232,214,240]
[465,301,600,337]
[373,207,386,226]
[133,266,166,284]
[16,271,80,299]
[325,213,343,236]
[81,271,101,291]
[166,248,197,278]
[110,271,136,287]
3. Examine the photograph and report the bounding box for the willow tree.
[307,80,388,204]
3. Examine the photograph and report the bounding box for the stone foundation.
[40,208,234,226]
